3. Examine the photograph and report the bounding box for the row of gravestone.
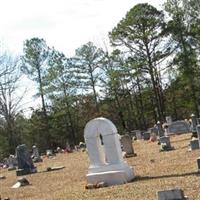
[9,115,196,178]
[130,115,197,140]
[128,115,200,152]
[2,117,188,199]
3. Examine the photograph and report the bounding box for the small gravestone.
[7,155,17,171]
[143,132,150,140]
[190,139,199,150]
[159,136,174,151]
[157,188,187,200]
[197,157,200,171]
[191,114,198,138]
[32,145,42,163]
[163,124,169,136]
[166,116,172,124]
[16,144,37,176]
[46,149,54,157]
[129,130,136,138]
[196,124,200,146]
[135,130,142,140]
[120,134,136,157]
[157,121,164,137]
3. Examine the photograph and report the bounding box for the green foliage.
[0,134,9,160]
[22,38,49,81]
[164,0,200,116]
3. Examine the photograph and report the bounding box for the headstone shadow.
[134,171,200,182]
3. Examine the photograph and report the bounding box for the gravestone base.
[190,139,199,150]
[16,167,37,176]
[87,162,134,186]
[159,144,174,152]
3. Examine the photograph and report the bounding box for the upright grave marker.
[157,121,173,151]
[189,115,199,150]
[135,130,142,140]
[16,144,37,176]
[84,117,134,186]
[7,155,17,171]
[196,124,200,143]
[190,124,200,151]
[31,145,42,163]
[157,121,164,137]
[166,116,172,125]
[120,134,136,157]
[191,113,198,138]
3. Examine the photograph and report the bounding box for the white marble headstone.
[84,117,134,186]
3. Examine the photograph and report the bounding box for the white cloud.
[0,0,164,55]
[0,0,164,113]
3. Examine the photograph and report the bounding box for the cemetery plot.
[1,134,200,199]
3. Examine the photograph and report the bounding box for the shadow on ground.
[134,171,200,182]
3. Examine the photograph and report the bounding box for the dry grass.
[1,133,200,200]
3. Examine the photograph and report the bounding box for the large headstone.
[16,144,37,176]
[167,120,190,135]
[84,117,134,186]
[120,134,135,157]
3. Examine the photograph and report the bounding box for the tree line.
[0,0,200,159]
